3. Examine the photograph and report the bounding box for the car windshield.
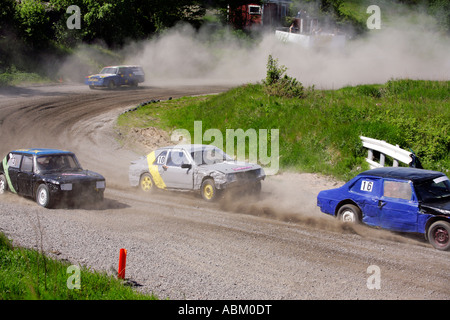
[36,154,82,173]
[191,147,233,165]
[415,176,450,202]
[100,67,118,74]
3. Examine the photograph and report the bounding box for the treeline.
[0,0,247,75]
[1,0,449,78]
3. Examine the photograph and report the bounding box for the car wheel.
[107,80,116,90]
[95,191,104,203]
[89,85,95,90]
[139,173,154,192]
[201,178,219,201]
[0,174,7,194]
[251,181,262,195]
[427,221,450,251]
[337,204,361,223]
[36,184,53,208]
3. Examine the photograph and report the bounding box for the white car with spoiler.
[129,144,265,201]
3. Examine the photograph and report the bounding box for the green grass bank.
[0,232,157,300]
[118,79,450,181]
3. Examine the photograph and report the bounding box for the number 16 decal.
[361,180,374,192]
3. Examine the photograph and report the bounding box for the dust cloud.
[55,4,450,89]
[217,171,352,232]
[123,10,449,89]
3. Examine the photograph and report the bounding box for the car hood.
[42,170,104,183]
[88,73,115,78]
[198,161,262,174]
[421,200,450,216]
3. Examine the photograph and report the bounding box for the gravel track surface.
[0,84,448,300]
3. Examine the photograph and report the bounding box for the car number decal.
[360,180,374,192]
[156,155,166,165]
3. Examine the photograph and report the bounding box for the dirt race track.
[0,83,448,300]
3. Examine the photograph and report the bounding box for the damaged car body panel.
[317,167,450,250]
[0,148,106,208]
[129,144,265,201]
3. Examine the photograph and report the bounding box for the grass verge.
[117,79,449,181]
[0,232,157,300]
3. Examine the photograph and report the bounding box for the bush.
[263,55,304,99]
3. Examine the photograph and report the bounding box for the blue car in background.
[317,167,450,250]
[85,65,145,89]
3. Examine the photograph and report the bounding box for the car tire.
[107,80,116,90]
[201,178,219,201]
[36,184,53,208]
[139,173,154,193]
[249,181,262,197]
[95,191,104,203]
[0,174,7,194]
[427,221,450,251]
[337,204,361,223]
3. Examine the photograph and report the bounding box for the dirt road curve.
[0,84,448,300]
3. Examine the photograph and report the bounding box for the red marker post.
[118,248,127,279]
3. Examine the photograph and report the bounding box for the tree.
[16,0,52,49]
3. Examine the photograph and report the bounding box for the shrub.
[263,55,304,99]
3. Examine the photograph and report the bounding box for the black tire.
[139,173,154,193]
[337,204,361,223]
[251,181,262,196]
[107,80,116,90]
[95,191,104,203]
[36,184,53,208]
[201,178,219,201]
[427,221,450,251]
[0,174,7,194]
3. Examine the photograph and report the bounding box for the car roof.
[103,65,142,68]
[358,167,445,182]
[11,148,73,156]
[157,144,220,153]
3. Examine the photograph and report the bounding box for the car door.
[160,149,193,189]
[378,179,419,232]
[118,67,133,85]
[349,177,383,227]
[17,155,34,197]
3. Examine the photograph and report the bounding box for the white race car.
[129,144,265,201]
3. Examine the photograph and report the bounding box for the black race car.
[0,149,106,208]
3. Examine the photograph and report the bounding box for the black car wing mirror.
[181,163,192,169]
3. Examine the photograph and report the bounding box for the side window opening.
[20,156,33,173]
[349,177,381,195]
[154,151,167,166]
[7,153,22,169]
[383,180,412,200]
[166,150,189,167]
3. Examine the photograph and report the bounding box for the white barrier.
[275,30,346,49]
[360,136,412,169]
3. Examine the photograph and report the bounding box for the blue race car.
[85,65,145,89]
[317,167,450,250]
